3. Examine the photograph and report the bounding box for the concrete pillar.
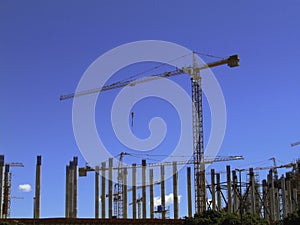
[226,165,232,212]
[108,158,113,218]
[292,188,297,212]
[123,168,128,219]
[142,160,146,219]
[150,169,154,219]
[34,156,42,219]
[173,162,178,219]
[132,164,137,219]
[65,165,70,218]
[101,162,106,219]
[161,165,166,219]
[68,161,74,218]
[216,173,221,211]
[281,176,287,217]
[210,169,216,211]
[0,155,4,219]
[232,170,239,213]
[268,170,275,221]
[95,166,99,218]
[73,157,78,218]
[274,186,280,221]
[187,167,192,217]
[249,168,256,215]
[262,179,269,219]
[286,175,292,214]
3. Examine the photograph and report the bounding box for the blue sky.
[1,0,300,218]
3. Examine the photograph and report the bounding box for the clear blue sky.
[1,0,300,218]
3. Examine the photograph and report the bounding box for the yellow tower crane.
[61,52,240,214]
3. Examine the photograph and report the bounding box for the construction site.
[0,51,299,225]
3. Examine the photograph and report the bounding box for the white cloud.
[154,193,182,207]
[18,184,31,192]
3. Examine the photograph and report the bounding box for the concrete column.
[226,165,232,212]
[95,166,99,218]
[262,179,269,219]
[65,165,70,218]
[161,165,166,219]
[142,160,147,219]
[0,155,4,219]
[232,170,239,213]
[210,169,216,211]
[108,158,113,218]
[281,176,287,217]
[150,168,154,219]
[187,167,192,217]
[73,157,78,218]
[216,173,221,211]
[249,168,256,215]
[101,162,106,218]
[292,188,297,212]
[34,156,41,219]
[268,170,275,221]
[2,164,9,218]
[286,175,292,214]
[132,164,137,219]
[173,162,178,219]
[123,168,128,219]
[68,161,74,218]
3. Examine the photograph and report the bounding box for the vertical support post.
[0,155,4,219]
[268,170,275,221]
[68,161,74,218]
[65,165,70,218]
[262,179,269,220]
[249,168,256,215]
[161,165,166,219]
[216,173,221,211]
[226,165,232,212]
[123,168,128,219]
[292,188,298,212]
[232,170,239,213]
[34,155,42,219]
[101,162,106,219]
[286,173,292,214]
[281,176,287,218]
[95,166,99,219]
[187,167,192,217]
[108,158,113,218]
[73,157,78,218]
[150,168,154,219]
[2,164,9,219]
[173,162,178,219]
[210,169,216,211]
[142,159,147,219]
[132,164,137,219]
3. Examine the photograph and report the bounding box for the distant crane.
[61,52,240,214]
[2,162,24,218]
[269,157,278,181]
[291,141,300,147]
